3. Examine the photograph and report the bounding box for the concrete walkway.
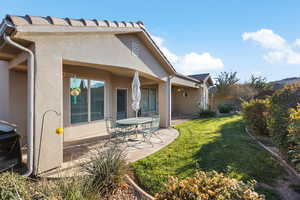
[41,128,179,178]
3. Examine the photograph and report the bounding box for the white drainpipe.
[3,34,35,177]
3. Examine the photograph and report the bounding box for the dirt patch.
[246,128,300,200]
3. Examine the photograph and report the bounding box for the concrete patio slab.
[40,127,179,178]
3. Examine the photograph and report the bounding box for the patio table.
[116,117,153,142]
[116,117,153,126]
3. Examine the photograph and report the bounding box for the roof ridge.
[5,14,145,29]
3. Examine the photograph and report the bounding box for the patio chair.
[104,116,125,146]
[140,115,163,146]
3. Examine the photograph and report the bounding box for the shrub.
[0,172,31,200]
[199,109,216,117]
[267,83,300,149]
[242,99,270,136]
[155,171,265,200]
[0,172,51,200]
[82,144,127,196]
[287,105,300,171]
[218,103,234,113]
[55,176,97,200]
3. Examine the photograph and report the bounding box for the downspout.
[3,34,35,177]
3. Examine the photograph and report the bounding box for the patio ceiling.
[63,62,162,85]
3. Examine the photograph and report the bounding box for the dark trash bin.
[0,121,22,172]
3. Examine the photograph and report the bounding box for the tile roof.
[188,73,210,81]
[5,14,145,29]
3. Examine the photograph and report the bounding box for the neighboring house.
[0,15,213,175]
[270,77,300,90]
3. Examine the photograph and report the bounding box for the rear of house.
[0,15,213,175]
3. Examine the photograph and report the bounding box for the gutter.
[0,20,35,177]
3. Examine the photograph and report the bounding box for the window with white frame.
[70,78,105,124]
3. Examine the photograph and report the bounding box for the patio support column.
[158,76,171,128]
[33,44,63,175]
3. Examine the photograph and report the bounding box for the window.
[141,88,157,113]
[70,78,105,124]
[91,80,105,121]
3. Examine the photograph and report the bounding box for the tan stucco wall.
[172,86,201,116]
[0,61,9,121]
[9,71,28,145]
[19,33,169,80]
[0,60,28,145]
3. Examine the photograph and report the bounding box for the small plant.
[55,176,97,200]
[155,170,265,200]
[242,99,270,136]
[82,144,128,196]
[199,109,216,117]
[218,103,234,113]
[0,172,31,200]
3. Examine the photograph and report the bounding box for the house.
[0,15,213,175]
[270,77,300,90]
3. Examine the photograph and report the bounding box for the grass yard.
[132,115,286,199]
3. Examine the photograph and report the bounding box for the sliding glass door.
[117,89,127,120]
[141,88,157,114]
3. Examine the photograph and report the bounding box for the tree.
[215,71,240,90]
[214,71,240,99]
[249,74,271,92]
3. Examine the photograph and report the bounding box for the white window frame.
[141,87,158,113]
[69,78,106,125]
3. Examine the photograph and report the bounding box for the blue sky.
[1,0,300,82]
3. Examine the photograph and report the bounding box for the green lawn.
[132,115,286,197]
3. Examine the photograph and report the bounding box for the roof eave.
[175,73,202,84]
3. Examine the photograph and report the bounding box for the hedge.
[267,83,300,149]
[242,99,270,136]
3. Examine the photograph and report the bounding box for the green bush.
[199,109,216,117]
[267,83,300,149]
[218,103,234,113]
[287,105,300,170]
[82,144,127,196]
[242,99,270,136]
[155,171,265,200]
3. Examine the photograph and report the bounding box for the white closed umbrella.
[132,71,141,118]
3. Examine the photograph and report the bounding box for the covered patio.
[62,62,169,143]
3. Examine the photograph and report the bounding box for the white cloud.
[242,29,286,50]
[151,35,223,74]
[243,29,300,65]
[263,51,285,63]
[294,39,300,47]
[177,52,223,74]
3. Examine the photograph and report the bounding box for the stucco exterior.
[18,32,172,173]
[0,61,9,121]
[0,15,212,175]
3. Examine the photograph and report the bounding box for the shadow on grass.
[176,118,285,185]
